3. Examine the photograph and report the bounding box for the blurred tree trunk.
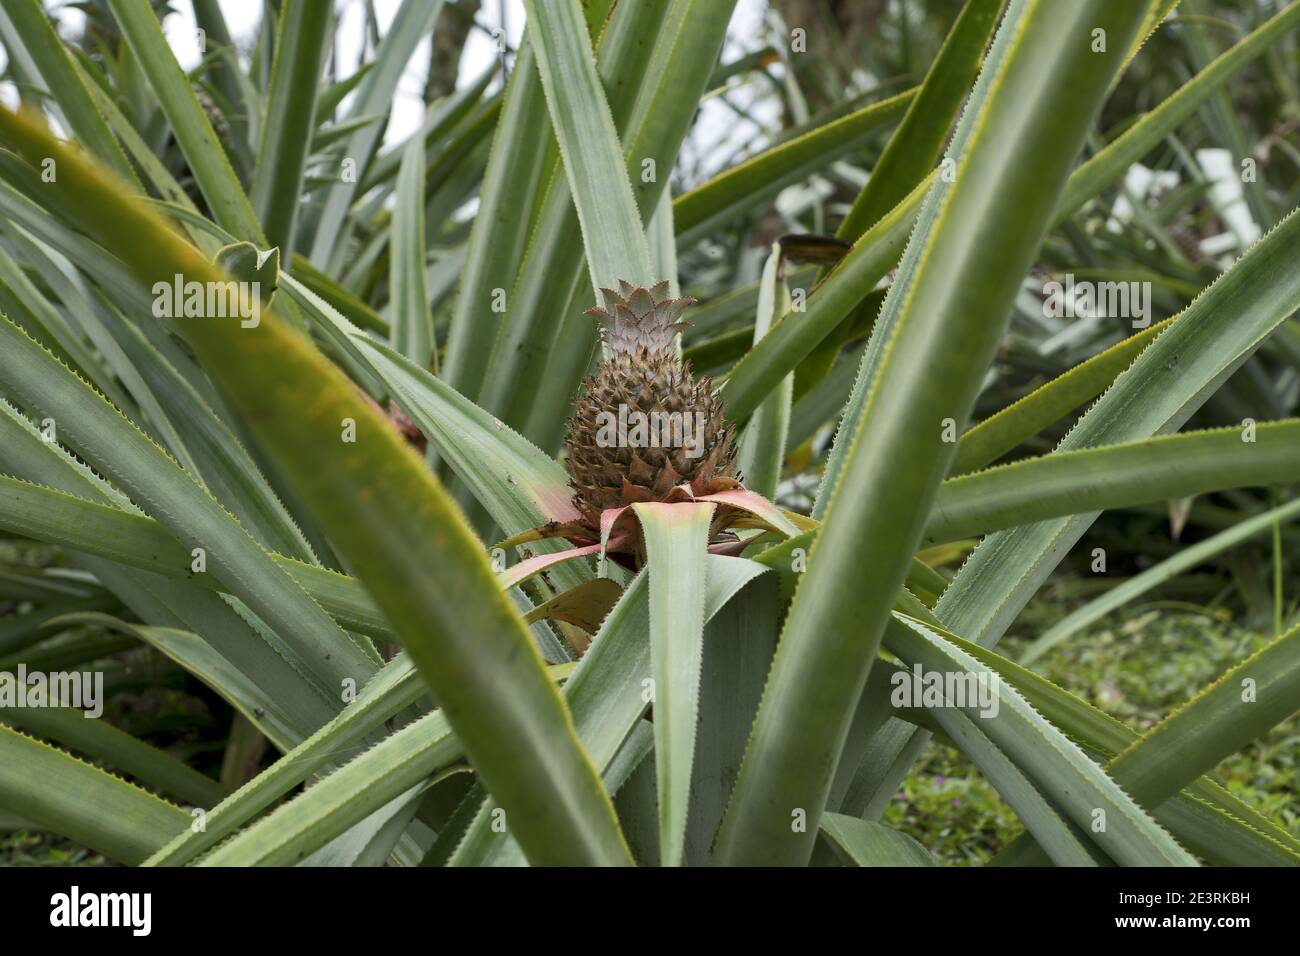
[777,0,889,109]
[425,0,482,103]
[779,0,889,58]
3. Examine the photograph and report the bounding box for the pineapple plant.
[0,0,1294,887]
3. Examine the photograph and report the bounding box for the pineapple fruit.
[559,281,744,562]
[565,281,740,517]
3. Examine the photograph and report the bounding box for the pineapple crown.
[586,280,695,360]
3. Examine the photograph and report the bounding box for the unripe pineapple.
[564,280,740,528]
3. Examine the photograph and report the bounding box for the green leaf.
[0,475,393,642]
[494,0,737,450]
[928,421,1300,545]
[1055,0,1300,226]
[107,0,266,244]
[815,1,1300,516]
[1006,618,1300,866]
[860,201,1300,835]
[308,0,447,268]
[289,254,389,335]
[719,173,930,425]
[89,291,318,563]
[359,68,496,192]
[786,341,864,452]
[189,0,248,144]
[214,242,279,307]
[196,711,459,866]
[688,572,780,865]
[673,89,916,247]
[714,0,1151,866]
[940,209,1300,648]
[389,133,434,370]
[451,555,769,865]
[735,244,793,498]
[836,0,1001,242]
[282,275,584,544]
[915,704,1099,866]
[61,612,305,753]
[0,242,120,409]
[0,630,136,675]
[0,316,379,707]
[633,501,714,866]
[0,723,188,864]
[317,63,375,119]
[0,404,339,741]
[145,655,427,866]
[313,113,387,152]
[0,594,106,643]
[883,615,1197,866]
[0,700,226,808]
[0,0,137,183]
[931,626,1300,865]
[949,319,1172,475]
[440,37,556,403]
[819,814,938,866]
[1022,496,1300,663]
[301,779,441,867]
[647,189,679,303]
[521,0,653,292]
[251,0,332,254]
[0,569,102,604]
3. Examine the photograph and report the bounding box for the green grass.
[0,828,106,866]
